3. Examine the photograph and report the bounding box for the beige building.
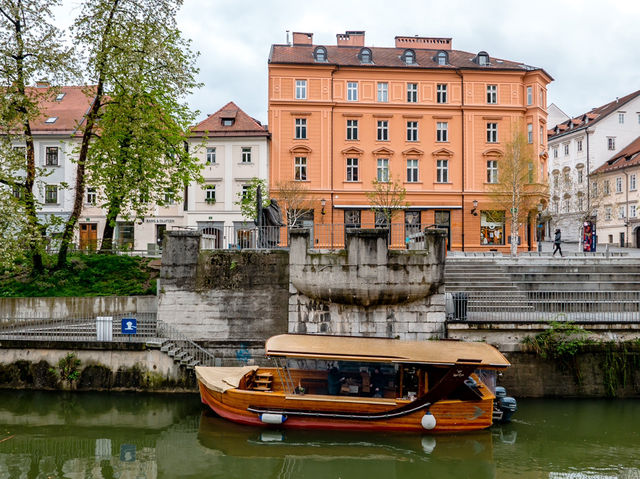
[590,136,640,247]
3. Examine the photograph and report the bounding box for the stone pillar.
[160,230,202,291]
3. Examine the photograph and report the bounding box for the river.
[0,391,637,478]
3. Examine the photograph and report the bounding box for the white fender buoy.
[421,412,437,430]
[260,413,287,424]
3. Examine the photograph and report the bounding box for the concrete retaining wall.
[0,296,157,319]
[159,230,289,342]
[0,341,194,391]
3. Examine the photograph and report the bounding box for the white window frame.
[377,120,389,141]
[553,147,558,158]
[294,156,307,181]
[295,118,307,139]
[608,137,616,150]
[616,177,623,193]
[619,206,626,219]
[630,174,636,191]
[205,185,216,203]
[377,82,388,102]
[206,147,216,164]
[526,86,533,105]
[436,84,447,103]
[45,184,58,204]
[564,143,569,155]
[406,121,418,142]
[86,187,97,205]
[241,147,252,163]
[436,159,449,183]
[605,207,612,221]
[436,122,448,142]
[406,159,419,183]
[486,123,498,143]
[347,82,358,101]
[527,123,533,144]
[577,139,583,152]
[45,146,59,166]
[295,80,307,100]
[619,112,625,124]
[407,83,418,103]
[346,157,359,182]
[377,158,389,182]
[487,85,497,104]
[487,160,498,183]
[631,204,637,218]
[346,119,358,140]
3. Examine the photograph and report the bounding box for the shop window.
[480,211,505,245]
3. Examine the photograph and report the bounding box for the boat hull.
[198,380,494,433]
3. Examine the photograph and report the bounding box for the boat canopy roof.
[265,334,510,368]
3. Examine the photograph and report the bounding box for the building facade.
[590,136,640,247]
[268,31,551,252]
[547,90,640,243]
[186,102,270,248]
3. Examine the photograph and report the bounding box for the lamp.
[320,198,326,216]
[471,200,478,216]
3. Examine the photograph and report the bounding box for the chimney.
[394,36,452,50]
[292,32,313,45]
[336,31,365,47]
[36,80,50,88]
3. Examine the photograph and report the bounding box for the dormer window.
[45,117,57,124]
[222,118,234,126]
[435,51,448,65]
[55,93,65,101]
[402,49,416,65]
[313,46,327,62]
[474,51,490,66]
[358,48,372,64]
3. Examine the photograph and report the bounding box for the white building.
[186,102,270,248]
[547,89,640,243]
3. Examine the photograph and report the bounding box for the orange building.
[268,31,552,251]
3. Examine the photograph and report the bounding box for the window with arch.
[359,48,372,64]
[402,49,416,65]
[314,47,327,62]
[435,51,448,65]
[475,52,490,66]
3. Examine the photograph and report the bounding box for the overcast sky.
[57,0,640,126]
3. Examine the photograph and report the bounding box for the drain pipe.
[455,69,466,251]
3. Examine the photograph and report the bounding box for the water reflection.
[0,391,638,479]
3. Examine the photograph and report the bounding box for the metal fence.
[197,223,425,251]
[447,290,640,322]
[0,312,158,342]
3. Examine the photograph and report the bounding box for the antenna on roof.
[286,30,290,46]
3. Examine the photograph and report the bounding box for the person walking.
[553,228,563,257]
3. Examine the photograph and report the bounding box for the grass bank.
[0,254,158,297]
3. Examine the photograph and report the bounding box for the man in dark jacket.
[553,229,563,257]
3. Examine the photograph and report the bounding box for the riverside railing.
[0,312,157,342]
[156,320,218,367]
[448,290,640,322]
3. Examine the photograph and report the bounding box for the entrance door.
[434,210,451,250]
[79,223,97,251]
[156,224,167,248]
[636,227,640,248]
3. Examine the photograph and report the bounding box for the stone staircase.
[156,321,218,369]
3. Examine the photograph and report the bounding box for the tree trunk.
[55,0,120,269]
[99,200,121,254]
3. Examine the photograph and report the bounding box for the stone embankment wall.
[0,296,157,320]
[288,228,448,339]
[0,340,195,391]
[158,230,289,343]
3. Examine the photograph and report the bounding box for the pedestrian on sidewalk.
[553,229,563,257]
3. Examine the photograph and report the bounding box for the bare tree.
[365,176,409,226]
[487,126,548,256]
[272,180,313,227]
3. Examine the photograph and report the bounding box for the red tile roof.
[549,89,640,140]
[269,43,548,75]
[30,85,95,136]
[592,136,640,175]
[191,101,269,137]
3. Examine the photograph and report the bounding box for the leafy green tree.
[0,0,75,272]
[57,0,200,264]
[235,177,268,222]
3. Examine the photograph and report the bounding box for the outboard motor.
[493,386,517,423]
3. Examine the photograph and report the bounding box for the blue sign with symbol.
[120,444,136,462]
[121,318,137,335]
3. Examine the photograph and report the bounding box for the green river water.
[0,390,638,478]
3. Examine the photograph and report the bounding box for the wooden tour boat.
[196,334,514,433]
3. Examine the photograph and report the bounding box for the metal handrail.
[156,320,218,366]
